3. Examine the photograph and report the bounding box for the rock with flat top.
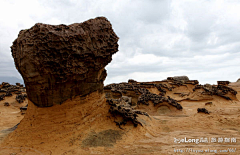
[172,76,189,82]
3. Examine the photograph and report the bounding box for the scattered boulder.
[197,108,210,114]
[5,91,12,97]
[11,17,119,107]
[217,81,229,85]
[4,102,10,106]
[20,104,28,112]
[0,94,5,101]
[16,94,27,103]
[0,82,25,97]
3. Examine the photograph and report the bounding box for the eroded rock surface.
[107,98,149,129]
[11,17,119,107]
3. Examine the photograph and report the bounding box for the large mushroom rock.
[11,17,119,107]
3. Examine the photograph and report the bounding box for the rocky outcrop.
[105,80,184,110]
[193,84,237,100]
[0,82,25,93]
[197,108,210,114]
[107,98,149,129]
[0,82,26,101]
[237,78,240,83]
[171,76,189,82]
[11,17,119,107]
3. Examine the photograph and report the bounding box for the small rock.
[205,102,213,106]
[197,108,210,114]
[4,102,10,106]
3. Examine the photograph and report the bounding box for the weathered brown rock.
[11,17,119,107]
[217,81,229,85]
[197,108,210,114]
[237,78,240,83]
[107,98,149,128]
[172,76,189,82]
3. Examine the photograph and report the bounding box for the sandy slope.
[0,94,26,142]
[0,83,240,155]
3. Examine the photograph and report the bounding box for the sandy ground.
[0,83,240,155]
[0,94,26,142]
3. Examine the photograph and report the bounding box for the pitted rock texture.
[11,17,119,107]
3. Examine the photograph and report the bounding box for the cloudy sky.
[0,0,240,85]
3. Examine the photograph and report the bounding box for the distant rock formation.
[0,76,24,85]
[105,79,185,110]
[172,76,189,82]
[11,17,119,107]
[217,81,230,85]
[0,82,26,101]
[237,78,240,83]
